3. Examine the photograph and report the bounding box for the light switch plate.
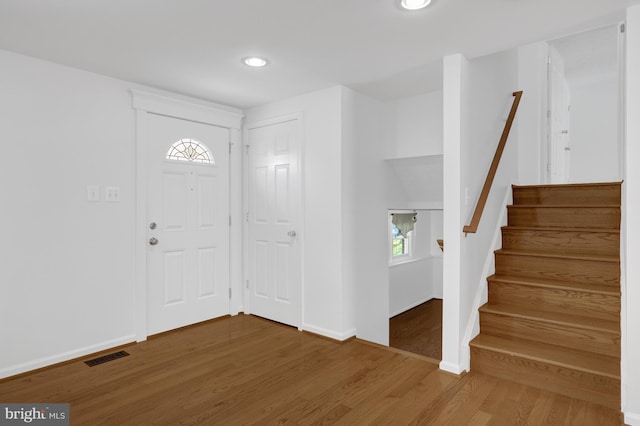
[105,186,121,203]
[87,185,100,202]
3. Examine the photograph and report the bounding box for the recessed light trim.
[400,0,431,10]
[242,57,270,67]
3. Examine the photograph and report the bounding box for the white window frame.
[389,211,417,266]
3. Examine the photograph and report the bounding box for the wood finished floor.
[390,299,442,360]
[0,314,624,425]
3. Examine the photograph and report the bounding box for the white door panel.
[247,119,300,327]
[147,114,230,335]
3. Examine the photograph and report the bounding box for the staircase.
[469,182,621,409]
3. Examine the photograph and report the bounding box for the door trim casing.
[132,90,243,341]
[243,113,305,330]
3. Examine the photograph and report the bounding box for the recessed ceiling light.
[242,57,270,67]
[400,0,431,10]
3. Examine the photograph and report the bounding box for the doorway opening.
[547,24,623,183]
[388,209,443,360]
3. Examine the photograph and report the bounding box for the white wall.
[0,49,244,378]
[623,6,640,425]
[0,50,137,377]
[342,87,389,345]
[460,51,520,371]
[383,90,444,158]
[244,87,357,340]
[441,49,520,374]
[385,156,443,210]
[383,90,444,210]
[569,78,620,182]
[441,53,468,374]
[517,42,548,185]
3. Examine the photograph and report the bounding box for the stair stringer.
[461,185,512,372]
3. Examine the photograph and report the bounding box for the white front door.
[147,113,230,335]
[246,118,301,327]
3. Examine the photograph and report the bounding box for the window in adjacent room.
[390,212,416,262]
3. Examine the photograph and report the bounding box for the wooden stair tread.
[487,274,620,295]
[512,182,622,190]
[508,204,620,208]
[479,303,620,334]
[469,334,620,379]
[473,182,621,406]
[501,225,620,234]
[495,249,619,263]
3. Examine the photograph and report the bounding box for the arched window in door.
[166,138,214,164]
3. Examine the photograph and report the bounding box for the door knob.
[149,237,159,246]
[288,230,297,237]
[149,222,157,230]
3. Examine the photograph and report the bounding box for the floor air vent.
[84,350,130,367]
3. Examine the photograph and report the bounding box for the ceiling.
[1,0,638,109]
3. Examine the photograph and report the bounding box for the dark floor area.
[389,298,442,360]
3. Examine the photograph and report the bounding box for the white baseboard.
[439,360,465,375]
[0,335,136,380]
[625,411,640,426]
[302,323,357,341]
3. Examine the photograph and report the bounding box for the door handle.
[149,237,159,246]
[287,230,297,237]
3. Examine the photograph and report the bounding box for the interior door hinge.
[229,288,232,299]
[246,280,249,289]
[621,23,625,33]
[229,142,232,154]
[229,216,232,227]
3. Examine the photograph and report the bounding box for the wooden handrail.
[463,90,523,234]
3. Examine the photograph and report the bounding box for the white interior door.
[147,113,230,335]
[247,118,300,327]
[548,45,571,183]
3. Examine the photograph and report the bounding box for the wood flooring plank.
[428,374,499,425]
[407,372,474,425]
[389,298,442,360]
[564,398,588,426]
[584,401,625,425]
[0,314,625,425]
[369,368,458,425]
[467,410,492,426]
[512,386,541,425]
[544,394,571,425]
[531,395,554,423]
